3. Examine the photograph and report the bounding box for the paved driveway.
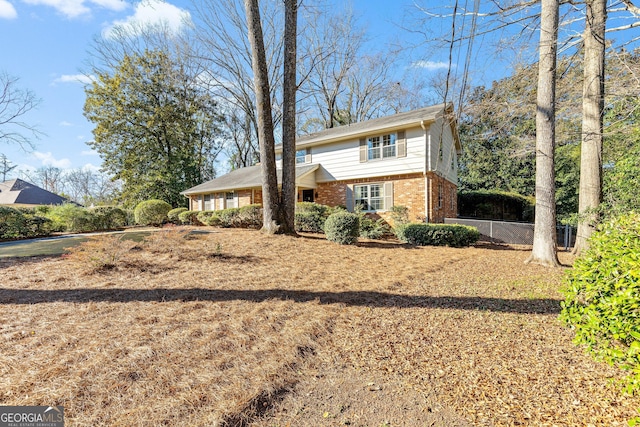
[0,231,150,258]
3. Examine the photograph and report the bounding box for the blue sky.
[0,0,493,179]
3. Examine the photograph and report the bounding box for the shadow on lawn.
[0,287,561,314]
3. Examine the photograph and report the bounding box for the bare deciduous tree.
[0,153,17,181]
[0,73,42,150]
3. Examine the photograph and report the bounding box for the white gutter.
[421,120,431,223]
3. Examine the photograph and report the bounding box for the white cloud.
[81,149,98,156]
[81,162,101,172]
[52,74,96,85]
[103,0,191,39]
[0,0,17,19]
[59,121,73,127]
[32,151,72,168]
[22,0,127,19]
[412,60,454,71]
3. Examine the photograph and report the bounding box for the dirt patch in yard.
[0,228,638,426]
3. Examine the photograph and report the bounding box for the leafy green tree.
[602,96,640,215]
[84,50,223,208]
[458,48,639,222]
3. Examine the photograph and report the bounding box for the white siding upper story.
[429,117,459,184]
[310,126,427,182]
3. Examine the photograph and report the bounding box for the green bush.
[295,211,326,233]
[217,208,240,228]
[324,211,360,245]
[134,199,172,226]
[294,202,328,233]
[178,210,202,225]
[237,204,262,228]
[560,213,640,397]
[398,223,480,247]
[0,206,52,239]
[167,207,188,224]
[46,203,95,233]
[353,205,388,239]
[89,206,128,230]
[359,216,388,239]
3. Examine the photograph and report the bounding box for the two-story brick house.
[181,103,461,223]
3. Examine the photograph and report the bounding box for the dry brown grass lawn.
[0,227,638,426]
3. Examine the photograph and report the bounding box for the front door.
[302,189,314,202]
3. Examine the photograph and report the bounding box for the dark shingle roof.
[280,103,450,149]
[0,178,69,205]
[181,164,319,195]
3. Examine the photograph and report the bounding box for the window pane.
[370,184,381,198]
[355,185,368,199]
[382,134,396,158]
[368,137,381,160]
[296,149,306,164]
[370,198,383,210]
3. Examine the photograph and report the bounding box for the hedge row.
[181,205,263,229]
[396,223,480,247]
[0,206,52,239]
[0,204,132,239]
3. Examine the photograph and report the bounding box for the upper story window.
[367,134,396,160]
[296,149,311,164]
[360,130,406,163]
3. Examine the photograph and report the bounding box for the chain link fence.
[444,217,575,250]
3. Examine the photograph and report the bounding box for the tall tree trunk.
[244,0,280,233]
[526,0,560,267]
[280,0,298,235]
[573,0,606,255]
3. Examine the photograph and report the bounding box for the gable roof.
[0,178,69,206]
[278,103,457,150]
[181,164,319,195]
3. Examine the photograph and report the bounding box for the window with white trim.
[225,192,236,209]
[296,148,311,164]
[355,184,384,211]
[203,194,212,210]
[367,133,396,160]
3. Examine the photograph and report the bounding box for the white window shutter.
[305,148,312,163]
[345,185,354,211]
[384,182,394,210]
[397,130,406,157]
[359,138,367,162]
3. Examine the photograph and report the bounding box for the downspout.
[421,120,431,223]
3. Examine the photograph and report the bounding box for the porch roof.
[181,164,319,196]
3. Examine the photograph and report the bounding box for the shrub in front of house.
[195,210,216,226]
[324,211,360,245]
[0,206,52,239]
[237,204,262,228]
[398,223,479,247]
[179,210,203,225]
[168,207,188,224]
[89,206,128,230]
[217,208,240,228]
[560,213,640,399]
[295,202,330,233]
[134,199,172,226]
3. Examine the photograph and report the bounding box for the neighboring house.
[0,178,69,207]
[181,103,462,223]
